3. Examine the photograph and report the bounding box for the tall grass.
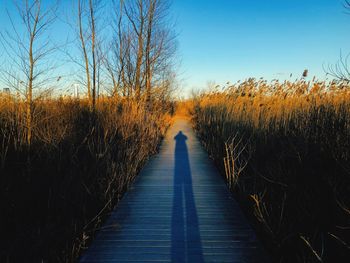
[192,78,350,263]
[0,94,172,262]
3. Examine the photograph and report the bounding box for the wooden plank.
[79,118,269,263]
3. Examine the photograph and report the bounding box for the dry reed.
[0,94,172,262]
[192,78,350,263]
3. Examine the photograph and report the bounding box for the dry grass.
[0,94,172,262]
[191,78,350,263]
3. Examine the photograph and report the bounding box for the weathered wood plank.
[79,118,269,263]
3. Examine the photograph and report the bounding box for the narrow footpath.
[80,118,269,263]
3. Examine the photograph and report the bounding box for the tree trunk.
[90,0,97,110]
[145,0,155,109]
[78,0,92,109]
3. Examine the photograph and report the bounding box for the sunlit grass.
[0,95,172,262]
[191,78,350,263]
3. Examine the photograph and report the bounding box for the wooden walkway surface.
[79,118,269,263]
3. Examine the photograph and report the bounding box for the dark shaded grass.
[0,97,170,262]
[192,87,350,263]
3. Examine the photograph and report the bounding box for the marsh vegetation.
[0,0,175,262]
[192,78,350,263]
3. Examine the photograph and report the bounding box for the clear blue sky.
[171,0,350,91]
[1,0,350,94]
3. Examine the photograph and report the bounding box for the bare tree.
[100,0,177,103]
[118,1,128,97]
[144,0,156,105]
[77,0,102,110]
[0,0,58,145]
[103,0,127,97]
[326,1,350,82]
[78,0,92,105]
[326,51,350,82]
[144,0,176,108]
[122,0,176,103]
[124,0,146,100]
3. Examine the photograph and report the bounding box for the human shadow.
[171,131,204,263]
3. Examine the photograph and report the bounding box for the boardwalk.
[80,118,269,263]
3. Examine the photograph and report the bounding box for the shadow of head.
[174,131,188,142]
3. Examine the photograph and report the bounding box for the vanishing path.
[80,118,269,263]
